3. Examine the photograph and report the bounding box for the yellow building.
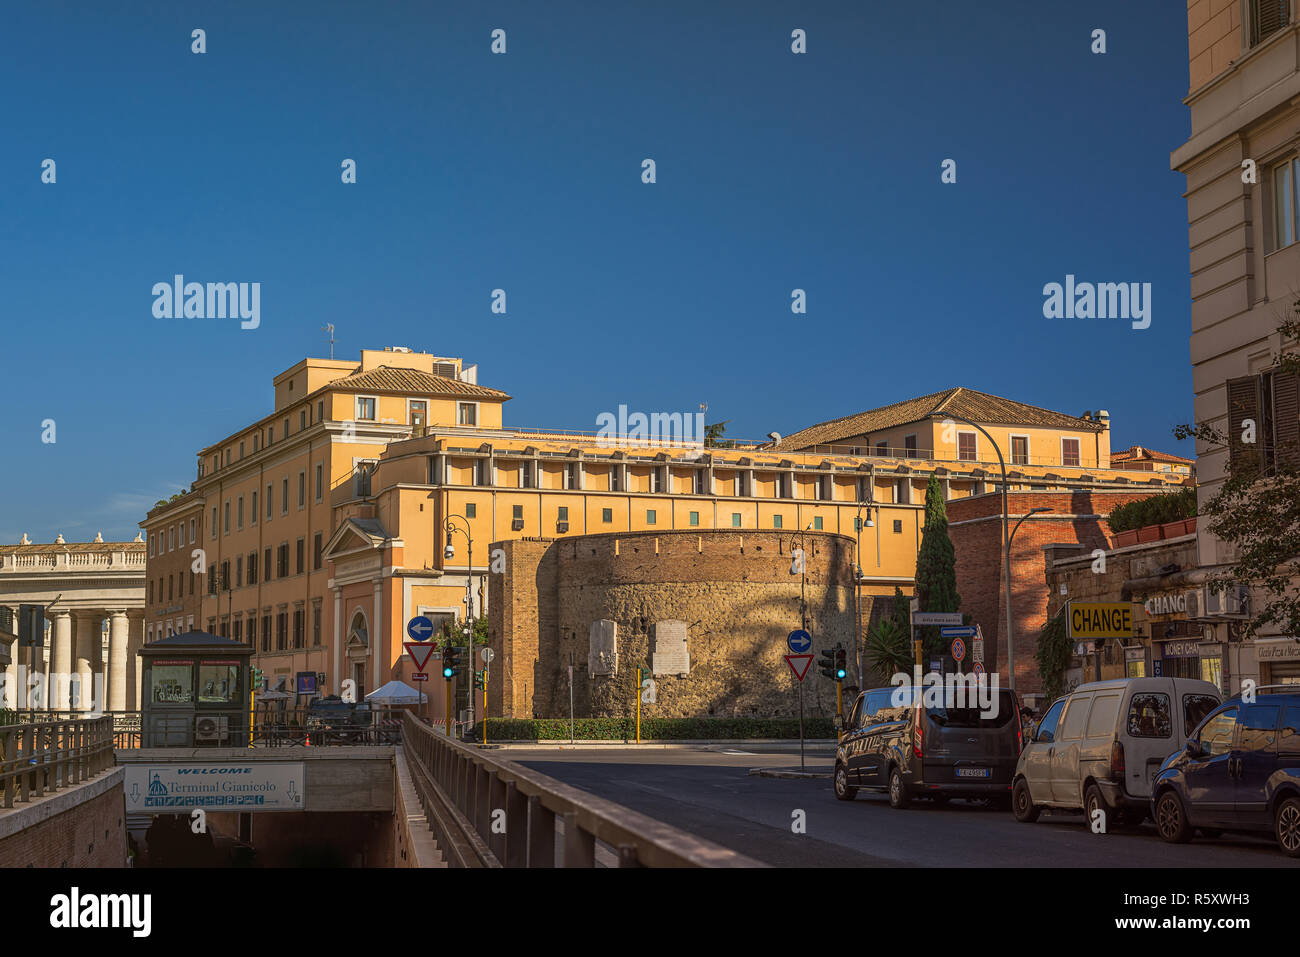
[141,348,1187,709]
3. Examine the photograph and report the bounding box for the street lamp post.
[443,515,473,740]
[853,502,876,688]
[935,415,1017,691]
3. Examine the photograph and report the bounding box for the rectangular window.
[251,491,258,525]
[409,399,427,427]
[223,501,230,534]
[357,396,376,421]
[1252,0,1291,47]
[277,543,288,577]
[318,400,324,422]
[773,515,783,529]
[315,463,323,502]
[1276,159,1297,249]
[1011,435,1029,466]
[295,538,305,575]
[558,506,569,522]
[957,432,977,462]
[904,434,918,458]
[237,496,244,529]
[281,477,289,514]
[731,513,742,527]
[253,434,259,452]
[300,410,307,432]
[875,441,888,456]
[235,556,242,588]
[298,471,306,509]
[602,508,613,523]
[239,440,245,459]
[313,532,323,570]
[458,402,477,426]
[512,504,524,520]
[1062,437,1081,468]
[276,612,288,651]
[646,509,657,524]
[266,483,273,519]
[465,502,477,519]
[248,551,258,582]
[261,615,271,654]
[813,516,823,530]
[689,511,699,526]
[293,609,304,649]
[312,605,322,647]
[264,547,272,582]
[189,517,195,542]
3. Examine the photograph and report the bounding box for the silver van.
[1012,677,1221,830]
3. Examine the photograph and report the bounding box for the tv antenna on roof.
[322,323,336,359]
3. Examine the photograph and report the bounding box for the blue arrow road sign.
[787,629,813,654]
[940,626,978,638]
[407,616,435,641]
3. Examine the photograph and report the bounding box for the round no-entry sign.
[951,637,966,662]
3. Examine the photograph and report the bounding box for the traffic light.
[834,646,847,681]
[473,670,486,691]
[442,645,458,680]
[251,667,265,692]
[18,604,44,647]
[818,647,837,680]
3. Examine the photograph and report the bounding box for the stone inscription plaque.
[651,619,690,675]
[588,619,618,675]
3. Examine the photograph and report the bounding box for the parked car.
[306,695,372,728]
[834,683,1023,808]
[1150,687,1300,856]
[1012,677,1221,830]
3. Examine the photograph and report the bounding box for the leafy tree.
[704,420,734,449]
[863,617,912,685]
[887,584,911,639]
[1035,607,1072,705]
[1172,303,1300,639]
[1107,486,1196,533]
[913,475,961,657]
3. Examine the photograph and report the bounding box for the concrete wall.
[0,767,127,868]
[489,530,856,720]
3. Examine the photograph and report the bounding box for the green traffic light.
[836,669,847,680]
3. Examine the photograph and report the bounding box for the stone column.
[50,610,72,710]
[107,609,130,712]
[2,605,17,710]
[127,611,146,710]
[74,611,103,712]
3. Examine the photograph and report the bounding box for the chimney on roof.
[1097,410,1110,428]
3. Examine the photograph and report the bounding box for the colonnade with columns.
[1,606,146,712]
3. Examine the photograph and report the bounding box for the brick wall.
[948,489,1169,696]
[489,530,856,719]
[0,768,127,868]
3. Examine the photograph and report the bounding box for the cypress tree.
[914,475,961,658]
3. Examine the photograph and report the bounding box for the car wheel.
[1275,796,1300,857]
[833,764,857,801]
[888,767,911,809]
[1154,789,1194,844]
[1084,785,1112,835]
[1012,778,1040,823]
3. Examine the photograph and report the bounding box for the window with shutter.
[1251,0,1290,47]
[1227,375,1267,474]
[1271,369,1300,470]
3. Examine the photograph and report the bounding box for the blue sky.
[0,1,1195,543]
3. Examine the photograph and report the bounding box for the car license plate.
[957,768,990,778]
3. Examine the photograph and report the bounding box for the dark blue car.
[1150,689,1300,856]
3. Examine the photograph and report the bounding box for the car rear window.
[1183,694,1219,737]
[1281,707,1300,756]
[1126,692,1171,738]
[1086,694,1121,738]
[927,690,1016,729]
[1239,705,1279,752]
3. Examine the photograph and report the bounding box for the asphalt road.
[507,744,1296,867]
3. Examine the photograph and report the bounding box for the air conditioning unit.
[195,714,230,744]
[1185,588,1202,620]
[511,519,525,531]
[556,521,569,532]
[1206,586,1250,618]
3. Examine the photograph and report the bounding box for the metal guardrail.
[0,716,115,809]
[400,711,763,868]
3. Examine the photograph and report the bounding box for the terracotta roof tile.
[327,365,510,400]
[775,387,1103,451]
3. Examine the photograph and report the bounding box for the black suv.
[1150,687,1300,856]
[834,684,1023,808]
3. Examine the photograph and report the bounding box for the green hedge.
[1107,486,1196,533]
[475,716,837,741]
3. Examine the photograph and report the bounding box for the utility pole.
[321,323,335,360]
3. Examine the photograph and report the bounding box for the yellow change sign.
[1068,602,1135,639]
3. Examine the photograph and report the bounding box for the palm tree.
[863,617,913,684]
